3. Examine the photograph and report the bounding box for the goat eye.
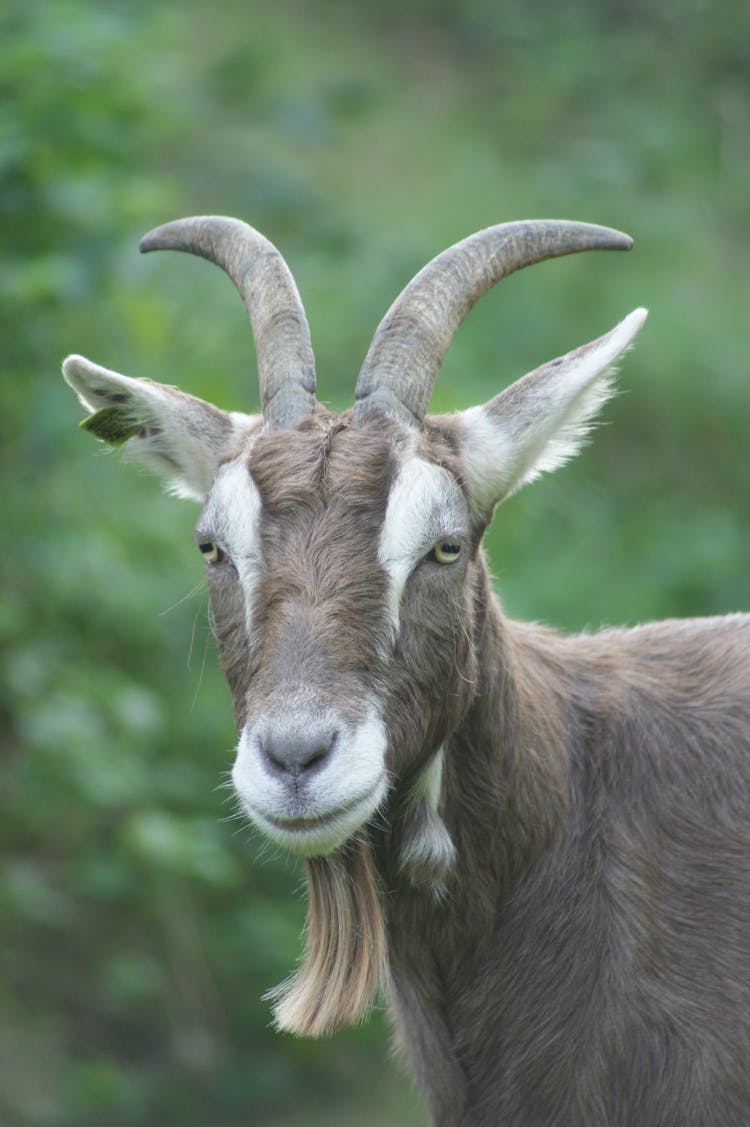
[433,540,462,564]
[198,540,223,565]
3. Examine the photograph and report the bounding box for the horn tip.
[589,223,633,251]
[138,221,183,255]
[523,220,633,252]
[138,215,233,255]
[139,224,171,254]
[611,229,634,251]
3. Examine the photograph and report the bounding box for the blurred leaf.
[3,1,748,1125]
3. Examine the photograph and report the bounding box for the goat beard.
[267,832,387,1037]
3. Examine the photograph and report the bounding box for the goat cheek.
[208,588,252,720]
[384,627,465,761]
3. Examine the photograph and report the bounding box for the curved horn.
[352,220,633,426]
[139,216,316,429]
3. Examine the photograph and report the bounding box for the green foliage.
[2,0,749,1123]
[80,407,142,444]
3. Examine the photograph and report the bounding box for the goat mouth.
[245,779,388,857]
[269,813,337,831]
[264,794,366,833]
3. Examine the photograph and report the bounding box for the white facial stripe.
[232,702,389,856]
[200,458,263,624]
[203,459,262,561]
[378,455,467,631]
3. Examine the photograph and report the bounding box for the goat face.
[200,414,478,857]
[63,215,645,866]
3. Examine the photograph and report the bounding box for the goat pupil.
[435,541,461,563]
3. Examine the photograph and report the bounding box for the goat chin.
[266,833,387,1037]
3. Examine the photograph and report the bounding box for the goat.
[63,216,750,1126]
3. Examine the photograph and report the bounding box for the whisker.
[189,621,211,712]
[159,578,206,617]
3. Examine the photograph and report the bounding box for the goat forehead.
[222,426,395,609]
[247,419,461,498]
[205,423,467,585]
[249,422,395,512]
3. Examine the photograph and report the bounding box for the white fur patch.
[378,454,468,633]
[460,307,648,513]
[233,701,389,857]
[399,747,457,890]
[412,745,446,809]
[199,458,263,625]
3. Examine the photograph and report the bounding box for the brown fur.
[66,216,750,1124]
[67,337,750,1125]
[206,415,750,1125]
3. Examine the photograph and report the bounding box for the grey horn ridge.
[138,214,632,429]
[352,219,632,425]
[62,214,750,1127]
[139,215,317,429]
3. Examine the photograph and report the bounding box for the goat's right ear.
[457,308,648,518]
[62,355,260,502]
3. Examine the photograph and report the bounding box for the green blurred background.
[2,0,749,1123]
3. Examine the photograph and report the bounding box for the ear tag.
[80,406,141,445]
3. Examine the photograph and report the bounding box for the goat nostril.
[259,729,336,779]
[303,747,327,772]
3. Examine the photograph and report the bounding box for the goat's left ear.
[62,355,260,502]
[458,308,648,516]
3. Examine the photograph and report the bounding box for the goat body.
[63,216,750,1125]
[386,604,750,1124]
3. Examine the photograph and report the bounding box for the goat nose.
[259,727,336,779]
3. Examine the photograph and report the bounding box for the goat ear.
[62,355,260,501]
[458,308,648,515]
